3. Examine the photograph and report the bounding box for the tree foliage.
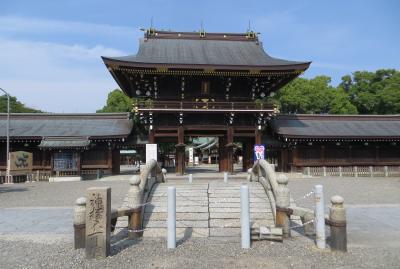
[0,95,42,113]
[276,69,399,114]
[276,76,357,114]
[96,89,133,113]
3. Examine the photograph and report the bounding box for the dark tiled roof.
[39,137,91,149]
[272,114,400,140]
[0,113,133,139]
[102,31,310,70]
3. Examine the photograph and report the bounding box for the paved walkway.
[117,179,274,239]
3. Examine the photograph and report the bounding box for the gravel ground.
[1,176,400,268]
[0,236,399,269]
[288,176,400,208]
[0,180,130,208]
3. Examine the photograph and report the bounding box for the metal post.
[188,173,193,183]
[240,184,250,248]
[314,185,325,249]
[224,172,228,183]
[0,88,10,184]
[167,186,176,249]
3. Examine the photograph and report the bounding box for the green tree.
[96,89,133,113]
[0,95,42,113]
[277,76,357,114]
[97,88,146,134]
[343,69,399,114]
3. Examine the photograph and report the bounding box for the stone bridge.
[116,160,294,240]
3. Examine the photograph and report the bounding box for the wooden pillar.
[219,136,227,172]
[348,145,352,164]
[226,127,234,173]
[41,151,46,169]
[281,149,288,172]
[242,140,253,172]
[375,145,380,162]
[50,152,54,175]
[148,129,155,144]
[76,152,81,176]
[112,149,120,174]
[175,126,185,175]
[292,147,299,166]
[107,147,112,172]
[321,145,326,165]
[255,128,262,145]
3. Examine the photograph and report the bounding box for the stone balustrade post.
[276,174,291,238]
[328,195,347,252]
[384,166,388,177]
[354,166,358,177]
[73,197,86,249]
[127,175,143,238]
[339,166,343,177]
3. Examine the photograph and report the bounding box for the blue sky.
[0,0,399,112]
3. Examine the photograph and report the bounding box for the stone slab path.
[118,180,274,239]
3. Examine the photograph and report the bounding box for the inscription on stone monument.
[85,187,111,259]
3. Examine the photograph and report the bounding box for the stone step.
[208,189,265,194]
[144,212,209,221]
[144,220,209,228]
[209,219,275,228]
[150,200,208,206]
[209,197,267,203]
[149,196,208,202]
[209,202,271,209]
[209,228,240,237]
[210,212,272,219]
[143,228,209,238]
[150,192,208,197]
[145,206,209,213]
[209,207,271,213]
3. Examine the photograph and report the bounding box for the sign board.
[10,151,33,175]
[188,147,194,163]
[194,156,199,165]
[145,144,157,163]
[253,144,265,160]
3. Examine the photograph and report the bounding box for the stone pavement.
[117,180,274,239]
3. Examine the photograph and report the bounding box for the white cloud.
[0,38,127,112]
[0,15,141,41]
[0,16,142,112]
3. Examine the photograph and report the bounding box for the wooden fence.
[302,166,400,177]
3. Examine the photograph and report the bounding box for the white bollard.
[314,185,326,249]
[167,186,176,249]
[224,172,228,183]
[240,184,250,249]
[188,174,193,183]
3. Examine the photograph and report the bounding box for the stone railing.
[248,160,286,224]
[73,159,166,258]
[124,159,166,237]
